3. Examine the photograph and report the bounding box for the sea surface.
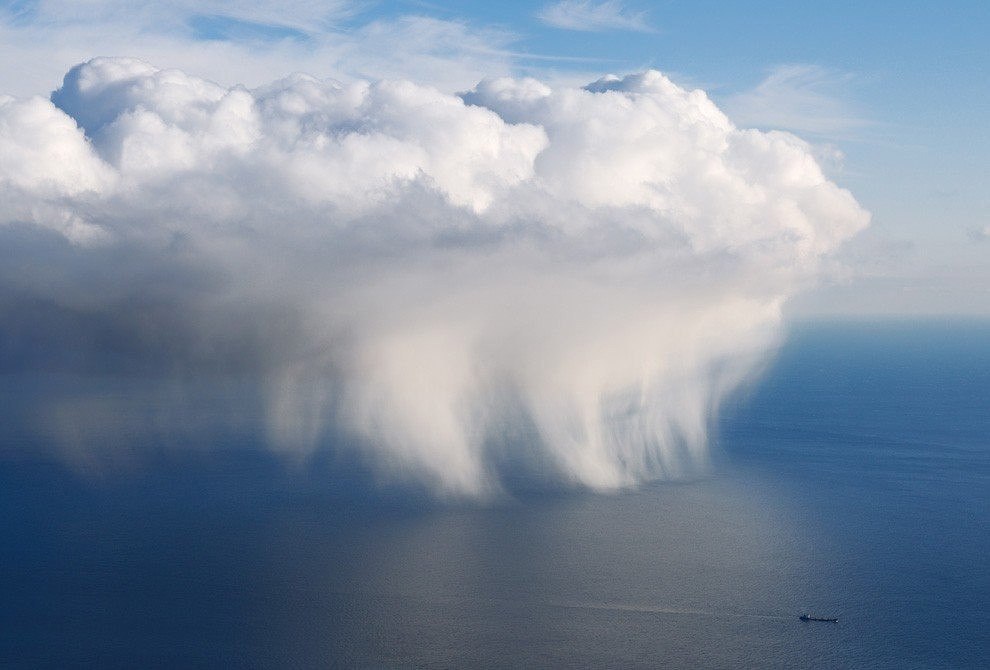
[1,320,988,668]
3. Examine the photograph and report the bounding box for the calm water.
[1,320,988,668]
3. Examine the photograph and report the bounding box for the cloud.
[0,3,529,97]
[721,64,869,137]
[0,60,868,497]
[537,1,654,33]
[0,2,630,101]
[968,225,990,242]
[5,0,358,34]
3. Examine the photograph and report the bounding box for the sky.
[1,0,986,316]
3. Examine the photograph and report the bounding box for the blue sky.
[1,0,987,315]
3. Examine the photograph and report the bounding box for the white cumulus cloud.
[0,59,869,497]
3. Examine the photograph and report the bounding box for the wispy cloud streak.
[537,1,654,33]
[722,64,869,137]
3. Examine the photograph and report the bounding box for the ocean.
[1,320,987,668]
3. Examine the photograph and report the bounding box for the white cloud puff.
[0,59,869,496]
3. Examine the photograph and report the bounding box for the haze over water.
[2,320,987,668]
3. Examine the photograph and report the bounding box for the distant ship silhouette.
[800,614,839,623]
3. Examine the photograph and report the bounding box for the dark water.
[1,320,987,668]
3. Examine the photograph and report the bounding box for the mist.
[0,59,869,496]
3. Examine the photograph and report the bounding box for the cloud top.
[0,59,868,496]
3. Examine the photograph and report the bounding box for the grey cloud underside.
[0,59,869,496]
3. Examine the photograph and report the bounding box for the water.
[1,320,987,668]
